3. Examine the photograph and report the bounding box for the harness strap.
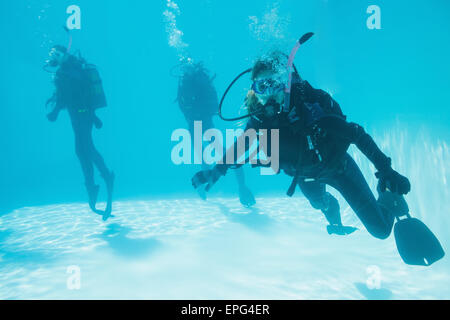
[287,175,299,197]
[286,125,308,197]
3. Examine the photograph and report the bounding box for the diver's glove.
[192,165,228,191]
[93,115,103,129]
[46,109,59,122]
[45,94,56,108]
[375,166,411,195]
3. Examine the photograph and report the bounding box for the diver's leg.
[86,118,114,218]
[73,123,99,213]
[76,111,112,181]
[71,113,94,184]
[90,141,111,181]
[328,154,394,239]
[91,143,114,193]
[186,118,210,170]
[75,135,95,186]
[187,118,209,199]
[234,167,246,186]
[71,112,95,185]
[298,179,342,226]
[234,167,256,207]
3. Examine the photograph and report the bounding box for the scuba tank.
[74,50,107,109]
[83,63,107,109]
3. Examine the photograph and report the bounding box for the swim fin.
[378,189,445,266]
[86,183,100,213]
[102,171,115,221]
[327,224,358,236]
[196,185,207,200]
[239,186,256,208]
[394,216,445,266]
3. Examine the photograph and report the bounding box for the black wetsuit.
[53,56,111,187]
[177,69,218,137]
[219,80,395,239]
[178,69,221,171]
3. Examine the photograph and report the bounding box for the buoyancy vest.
[54,54,106,111]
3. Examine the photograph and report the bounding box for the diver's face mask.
[252,78,285,96]
[252,74,286,117]
[46,48,65,67]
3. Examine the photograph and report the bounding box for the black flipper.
[86,184,100,214]
[394,217,445,266]
[238,186,256,208]
[327,224,358,236]
[102,171,115,221]
[196,185,207,201]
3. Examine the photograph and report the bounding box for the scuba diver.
[192,33,444,266]
[44,45,114,220]
[176,61,256,207]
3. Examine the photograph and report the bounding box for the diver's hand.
[192,166,226,192]
[45,95,56,108]
[376,167,411,195]
[46,110,59,122]
[93,115,103,129]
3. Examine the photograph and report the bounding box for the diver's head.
[248,51,288,118]
[46,45,68,67]
[180,60,213,87]
[181,60,206,77]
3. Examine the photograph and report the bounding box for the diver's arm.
[46,77,67,122]
[318,117,410,194]
[214,128,252,175]
[347,122,391,171]
[91,109,103,129]
[216,118,260,174]
[318,117,390,170]
[192,121,257,190]
[45,92,57,108]
[46,93,63,122]
[348,122,411,194]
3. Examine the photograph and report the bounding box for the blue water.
[0,0,449,299]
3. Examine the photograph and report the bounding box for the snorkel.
[65,26,73,53]
[283,32,314,112]
[218,32,314,121]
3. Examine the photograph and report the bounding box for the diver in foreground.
[192,33,444,266]
[177,61,255,207]
[44,45,114,220]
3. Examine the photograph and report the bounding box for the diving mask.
[251,77,285,96]
[252,76,286,111]
[46,48,65,67]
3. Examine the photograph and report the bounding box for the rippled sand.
[0,197,449,299]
